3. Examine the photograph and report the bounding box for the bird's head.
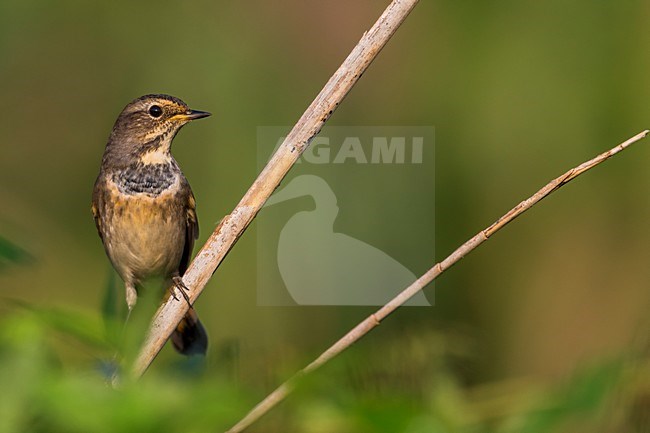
[103,94,211,167]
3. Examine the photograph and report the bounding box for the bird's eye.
[148,105,163,118]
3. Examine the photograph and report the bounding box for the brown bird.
[92,94,210,355]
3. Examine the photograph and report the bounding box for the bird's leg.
[125,283,138,325]
[120,283,137,343]
[171,275,193,308]
[125,286,137,309]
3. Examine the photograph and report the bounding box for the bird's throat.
[139,147,173,165]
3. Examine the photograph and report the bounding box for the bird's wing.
[179,191,199,275]
[91,181,104,241]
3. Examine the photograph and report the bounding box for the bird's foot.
[171,275,192,308]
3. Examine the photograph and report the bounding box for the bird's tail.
[171,307,208,356]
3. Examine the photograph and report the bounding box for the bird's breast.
[99,172,187,283]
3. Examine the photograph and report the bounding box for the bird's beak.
[173,110,212,122]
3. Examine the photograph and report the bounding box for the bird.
[92,94,210,356]
[264,175,430,306]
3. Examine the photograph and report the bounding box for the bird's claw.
[171,276,192,308]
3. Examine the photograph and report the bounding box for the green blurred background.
[0,0,649,431]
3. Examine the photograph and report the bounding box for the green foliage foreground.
[0,306,646,433]
[0,236,647,433]
[0,311,247,433]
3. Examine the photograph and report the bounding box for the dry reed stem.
[131,0,421,378]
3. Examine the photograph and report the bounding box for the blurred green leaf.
[503,360,624,433]
[100,268,119,323]
[11,302,112,352]
[100,269,125,349]
[0,236,32,269]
